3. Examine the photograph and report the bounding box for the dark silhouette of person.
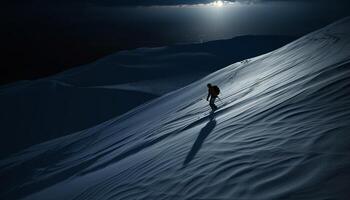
[206,83,218,110]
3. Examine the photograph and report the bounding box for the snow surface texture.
[1,18,350,200]
[0,36,293,158]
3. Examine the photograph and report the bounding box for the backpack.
[212,85,220,96]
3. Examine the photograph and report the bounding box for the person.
[206,83,220,110]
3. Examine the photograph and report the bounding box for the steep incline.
[0,36,293,158]
[1,18,350,200]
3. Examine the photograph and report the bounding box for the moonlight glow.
[207,1,235,8]
[213,1,224,7]
[174,1,234,8]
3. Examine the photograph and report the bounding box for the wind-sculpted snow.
[1,18,350,200]
[0,36,293,158]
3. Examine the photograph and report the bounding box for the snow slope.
[0,36,293,158]
[1,18,350,200]
[52,35,294,94]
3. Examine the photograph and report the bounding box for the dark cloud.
[5,0,212,7]
[5,0,350,7]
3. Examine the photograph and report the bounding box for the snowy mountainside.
[0,36,293,158]
[1,18,350,200]
[53,35,294,93]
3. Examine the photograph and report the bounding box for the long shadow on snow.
[183,112,217,166]
[80,110,220,176]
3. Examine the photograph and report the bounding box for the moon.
[213,1,224,7]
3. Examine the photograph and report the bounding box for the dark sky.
[1,0,350,85]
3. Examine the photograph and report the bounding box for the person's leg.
[213,97,218,110]
[209,96,217,110]
[209,103,215,110]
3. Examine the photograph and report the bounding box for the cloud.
[5,0,350,7]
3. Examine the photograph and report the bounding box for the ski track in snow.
[1,18,350,200]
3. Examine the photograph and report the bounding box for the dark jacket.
[207,86,218,100]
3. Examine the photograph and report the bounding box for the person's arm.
[206,90,210,101]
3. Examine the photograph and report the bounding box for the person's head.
[207,83,212,88]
